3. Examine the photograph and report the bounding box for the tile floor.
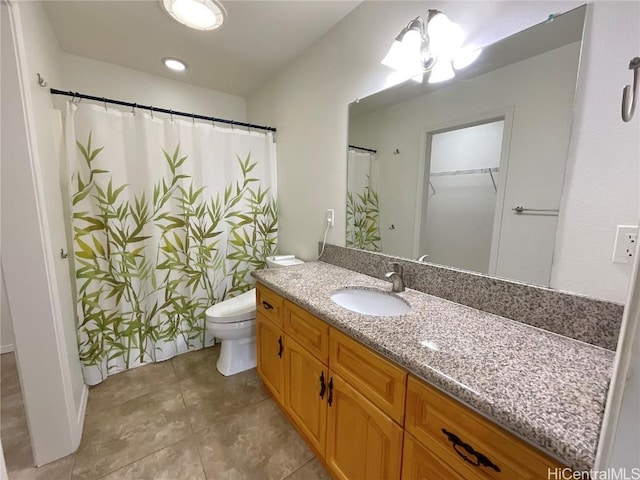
[1,347,331,480]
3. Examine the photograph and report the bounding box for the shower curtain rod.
[49,89,277,133]
[348,144,377,153]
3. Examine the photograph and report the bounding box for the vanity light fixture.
[162,0,226,31]
[162,57,188,72]
[381,10,481,84]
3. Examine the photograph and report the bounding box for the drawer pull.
[262,300,274,310]
[327,377,334,406]
[442,429,501,473]
[319,371,326,399]
[277,336,283,358]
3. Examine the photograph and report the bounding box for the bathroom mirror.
[347,5,586,287]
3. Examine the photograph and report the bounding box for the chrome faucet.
[416,254,429,263]
[384,262,405,292]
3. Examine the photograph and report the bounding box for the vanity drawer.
[405,376,564,480]
[284,301,329,364]
[256,283,285,328]
[402,432,468,480]
[329,328,407,425]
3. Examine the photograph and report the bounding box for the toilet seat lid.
[206,288,256,323]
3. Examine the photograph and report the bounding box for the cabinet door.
[402,432,468,480]
[325,372,403,480]
[284,337,328,455]
[256,313,284,403]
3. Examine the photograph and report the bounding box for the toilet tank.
[266,255,304,268]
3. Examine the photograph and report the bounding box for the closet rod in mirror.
[49,89,277,133]
[348,144,377,153]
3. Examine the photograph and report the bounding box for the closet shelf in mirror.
[429,167,498,176]
[430,167,498,193]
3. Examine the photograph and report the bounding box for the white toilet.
[205,255,304,376]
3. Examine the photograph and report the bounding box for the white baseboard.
[0,344,14,354]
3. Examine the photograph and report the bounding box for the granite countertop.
[252,261,614,471]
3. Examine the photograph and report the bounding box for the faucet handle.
[388,262,403,274]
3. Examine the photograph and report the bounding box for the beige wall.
[247,1,640,304]
[551,1,640,301]
[59,53,246,121]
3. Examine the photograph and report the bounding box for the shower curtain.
[64,102,278,385]
[346,149,381,252]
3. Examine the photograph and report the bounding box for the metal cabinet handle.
[327,377,334,406]
[277,336,283,358]
[262,300,274,310]
[441,429,501,472]
[319,371,326,399]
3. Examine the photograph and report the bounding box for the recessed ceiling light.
[162,0,226,31]
[162,57,188,72]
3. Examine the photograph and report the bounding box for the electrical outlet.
[612,225,638,264]
[326,209,335,228]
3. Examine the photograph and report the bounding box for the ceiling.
[43,0,360,97]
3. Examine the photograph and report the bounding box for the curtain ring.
[103,97,107,111]
[169,110,173,122]
[131,103,137,115]
[149,106,154,119]
[192,113,195,125]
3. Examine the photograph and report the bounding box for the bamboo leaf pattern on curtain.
[72,131,277,382]
[346,185,381,252]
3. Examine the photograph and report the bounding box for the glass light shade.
[428,13,464,61]
[381,28,425,77]
[162,0,225,30]
[428,60,455,83]
[453,47,482,70]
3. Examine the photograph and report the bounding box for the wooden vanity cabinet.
[283,335,329,455]
[256,283,285,328]
[405,376,564,480]
[256,284,404,480]
[256,313,284,403]
[325,371,403,480]
[402,432,467,480]
[255,283,566,480]
[329,328,407,425]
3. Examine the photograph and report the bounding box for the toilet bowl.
[205,254,304,376]
[205,289,257,376]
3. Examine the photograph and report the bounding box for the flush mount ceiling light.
[162,57,188,71]
[162,0,226,30]
[381,9,481,84]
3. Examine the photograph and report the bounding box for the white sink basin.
[330,288,410,316]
